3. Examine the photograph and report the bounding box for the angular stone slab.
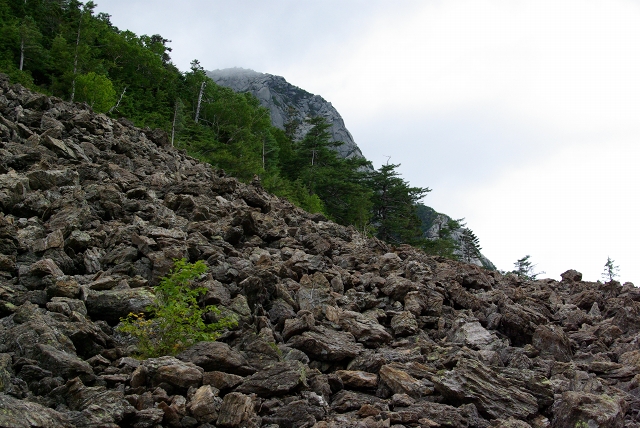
[287,325,363,362]
[236,360,306,397]
[432,357,538,419]
[177,341,256,375]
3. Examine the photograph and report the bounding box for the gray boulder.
[0,393,73,428]
[177,341,256,375]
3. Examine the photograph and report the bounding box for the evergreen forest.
[0,0,485,263]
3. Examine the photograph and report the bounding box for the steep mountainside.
[2,75,640,427]
[207,68,364,160]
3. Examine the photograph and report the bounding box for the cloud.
[306,0,640,129]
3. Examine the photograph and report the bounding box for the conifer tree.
[512,255,544,280]
[602,256,620,282]
[460,228,482,263]
[368,162,430,244]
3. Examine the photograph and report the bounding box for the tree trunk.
[70,12,83,102]
[19,36,24,71]
[171,101,179,147]
[108,86,126,113]
[194,81,206,123]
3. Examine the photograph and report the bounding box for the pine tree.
[368,162,430,244]
[602,257,620,282]
[512,255,544,280]
[460,228,482,263]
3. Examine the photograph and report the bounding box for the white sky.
[96,0,640,283]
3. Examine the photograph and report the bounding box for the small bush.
[118,258,237,358]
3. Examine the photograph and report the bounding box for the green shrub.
[118,258,237,358]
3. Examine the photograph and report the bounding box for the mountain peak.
[208,67,364,160]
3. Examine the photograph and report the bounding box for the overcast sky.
[96,0,640,283]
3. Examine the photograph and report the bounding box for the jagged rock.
[237,331,282,370]
[560,269,583,282]
[490,418,533,428]
[451,319,497,349]
[177,341,256,375]
[296,272,336,319]
[325,306,392,346]
[132,408,165,428]
[287,325,364,361]
[282,310,315,341]
[261,395,328,428]
[389,401,479,427]
[132,356,204,395]
[217,392,261,427]
[390,311,419,337]
[551,391,627,428]
[34,344,94,383]
[498,301,549,346]
[236,360,306,397]
[381,275,417,301]
[84,287,155,324]
[203,371,244,391]
[27,168,79,190]
[51,377,135,427]
[433,358,539,419]
[331,389,389,413]
[335,370,378,389]
[28,258,64,279]
[46,278,80,298]
[404,289,444,316]
[188,384,222,423]
[532,324,573,362]
[153,360,203,390]
[379,364,431,398]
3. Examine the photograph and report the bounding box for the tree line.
[0,0,485,262]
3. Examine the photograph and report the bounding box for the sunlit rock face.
[208,67,365,160]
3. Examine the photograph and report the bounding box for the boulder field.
[1,74,640,427]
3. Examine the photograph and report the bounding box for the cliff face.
[420,207,496,270]
[207,68,364,160]
[2,75,640,427]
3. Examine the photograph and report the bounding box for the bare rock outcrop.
[207,67,365,160]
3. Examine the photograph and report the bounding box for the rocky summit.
[207,68,364,160]
[1,74,640,428]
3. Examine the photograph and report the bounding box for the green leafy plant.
[118,258,237,358]
[75,71,116,113]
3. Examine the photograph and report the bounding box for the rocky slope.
[1,74,640,427]
[207,68,364,160]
